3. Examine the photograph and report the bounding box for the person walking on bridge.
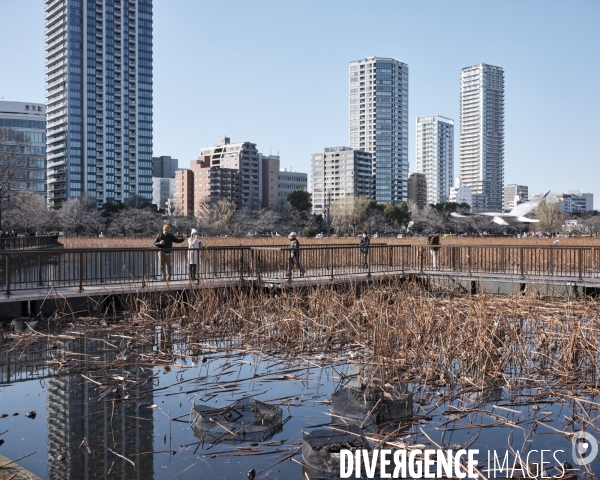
[359,231,370,268]
[154,224,185,281]
[287,232,305,278]
[428,231,441,270]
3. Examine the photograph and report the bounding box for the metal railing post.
[141,250,146,287]
[548,248,553,275]
[5,254,11,298]
[99,251,104,284]
[38,252,43,287]
[330,247,334,280]
[578,248,583,282]
[419,246,424,273]
[240,248,244,283]
[520,247,525,280]
[468,247,472,276]
[78,251,84,293]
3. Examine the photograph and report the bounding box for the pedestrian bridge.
[0,244,598,318]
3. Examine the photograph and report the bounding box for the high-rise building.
[449,177,473,207]
[173,156,238,217]
[199,137,259,210]
[349,57,408,204]
[278,168,308,209]
[260,154,280,209]
[407,172,427,209]
[174,169,194,216]
[415,116,454,204]
[459,64,504,212]
[190,156,237,216]
[45,0,154,208]
[151,156,177,209]
[503,184,528,212]
[0,101,47,197]
[152,177,174,209]
[311,147,373,216]
[152,155,178,178]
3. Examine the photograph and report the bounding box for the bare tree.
[330,197,371,236]
[58,196,99,235]
[533,199,564,232]
[5,189,58,233]
[208,199,236,236]
[583,215,600,237]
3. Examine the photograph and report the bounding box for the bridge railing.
[0,244,598,295]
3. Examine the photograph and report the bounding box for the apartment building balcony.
[46,101,66,115]
[46,75,66,91]
[45,14,66,36]
[46,109,66,123]
[46,141,66,154]
[45,0,65,16]
[46,92,66,107]
[45,25,66,46]
[45,48,66,68]
[46,67,67,84]
[47,150,67,161]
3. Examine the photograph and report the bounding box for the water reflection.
[45,333,155,479]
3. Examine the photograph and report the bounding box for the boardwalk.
[0,244,598,311]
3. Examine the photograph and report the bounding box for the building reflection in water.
[46,333,155,479]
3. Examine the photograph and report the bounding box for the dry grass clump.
[125,280,600,393]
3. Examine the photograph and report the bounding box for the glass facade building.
[459,63,504,212]
[0,101,47,196]
[45,0,153,208]
[349,56,409,204]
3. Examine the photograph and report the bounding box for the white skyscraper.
[459,64,504,212]
[45,0,154,208]
[415,115,454,204]
[349,57,408,204]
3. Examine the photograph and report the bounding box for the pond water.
[1,324,599,479]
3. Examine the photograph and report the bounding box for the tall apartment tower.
[415,116,454,204]
[459,64,504,212]
[45,0,154,208]
[349,57,408,204]
[311,147,373,216]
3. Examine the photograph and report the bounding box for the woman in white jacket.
[188,228,203,281]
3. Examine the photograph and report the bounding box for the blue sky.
[1,0,599,204]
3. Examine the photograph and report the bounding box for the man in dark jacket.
[359,231,370,268]
[154,224,185,280]
[286,232,305,278]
